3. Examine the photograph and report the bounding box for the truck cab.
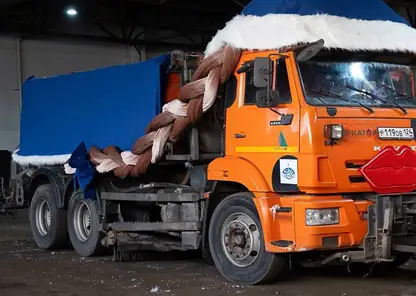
[207,43,416,279]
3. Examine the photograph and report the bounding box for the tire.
[29,184,68,250]
[67,190,106,257]
[208,193,288,285]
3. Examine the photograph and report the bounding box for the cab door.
[225,54,301,192]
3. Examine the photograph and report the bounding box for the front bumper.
[254,193,416,259]
[358,193,416,262]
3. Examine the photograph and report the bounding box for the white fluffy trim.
[205,14,416,56]
[12,149,71,166]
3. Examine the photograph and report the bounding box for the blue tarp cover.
[18,54,170,157]
[242,0,409,25]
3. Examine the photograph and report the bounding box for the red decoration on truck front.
[359,145,416,194]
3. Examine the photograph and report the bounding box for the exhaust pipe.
[341,254,350,262]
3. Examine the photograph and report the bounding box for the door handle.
[234,133,246,139]
[270,114,294,126]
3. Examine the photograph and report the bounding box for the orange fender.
[208,156,271,192]
[208,157,293,253]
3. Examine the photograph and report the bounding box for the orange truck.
[10,0,416,285]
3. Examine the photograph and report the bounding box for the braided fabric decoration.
[68,45,241,178]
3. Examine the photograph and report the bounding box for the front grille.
[345,162,362,169]
[349,176,366,183]
[346,160,369,184]
[345,160,369,170]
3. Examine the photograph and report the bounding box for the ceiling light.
[66,8,78,16]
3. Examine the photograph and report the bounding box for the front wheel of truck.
[67,191,106,257]
[208,193,288,285]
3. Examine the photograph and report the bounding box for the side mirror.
[253,57,272,88]
[256,89,281,108]
[236,61,252,74]
[296,39,325,62]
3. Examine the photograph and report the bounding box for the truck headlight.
[306,208,340,226]
[324,124,343,139]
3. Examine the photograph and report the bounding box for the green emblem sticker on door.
[279,132,288,147]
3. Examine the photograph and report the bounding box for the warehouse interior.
[2,1,416,293]
[0,0,241,151]
[0,0,415,157]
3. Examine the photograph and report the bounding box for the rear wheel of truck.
[29,184,69,250]
[67,191,106,257]
[208,193,288,285]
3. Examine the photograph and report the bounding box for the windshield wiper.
[345,84,407,115]
[307,88,374,114]
[382,83,416,106]
[305,89,329,104]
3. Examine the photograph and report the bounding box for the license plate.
[377,127,414,140]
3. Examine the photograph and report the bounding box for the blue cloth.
[242,0,409,25]
[68,142,95,200]
[18,54,170,157]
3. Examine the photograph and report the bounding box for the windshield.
[299,60,416,108]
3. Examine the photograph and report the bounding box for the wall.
[0,36,143,152]
[145,47,171,60]
[0,37,19,152]
[143,28,205,59]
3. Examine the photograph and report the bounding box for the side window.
[244,59,292,105]
[224,74,238,108]
[244,66,264,105]
[275,59,292,104]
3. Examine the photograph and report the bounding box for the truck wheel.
[67,191,106,257]
[208,193,288,285]
[29,184,68,250]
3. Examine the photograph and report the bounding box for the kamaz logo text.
[374,146,416,152]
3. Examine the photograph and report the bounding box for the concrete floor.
[1,210,416,296]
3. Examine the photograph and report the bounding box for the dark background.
[1,0,415,51]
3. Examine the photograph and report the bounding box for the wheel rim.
[220,212,261,267]
[73,201,92,242]
[35,199,51,236]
